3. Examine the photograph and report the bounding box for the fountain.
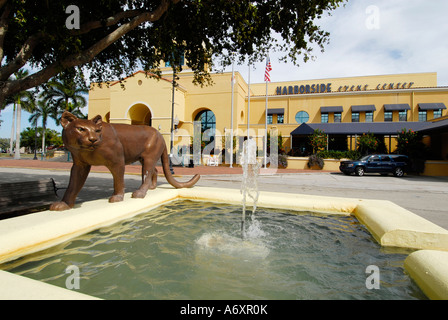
[240,137,260,239]
[0,200,427,300]
[191,137,265,255]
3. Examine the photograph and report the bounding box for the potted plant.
[307,154,324,170]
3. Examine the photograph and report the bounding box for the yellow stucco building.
[88,67,448,173]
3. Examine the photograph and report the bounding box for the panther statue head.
[61,111,103,151]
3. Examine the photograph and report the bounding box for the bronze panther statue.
[50,111,200,211]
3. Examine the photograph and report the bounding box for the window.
[334,113,342,123]
[321,113,329,123]
[399,110,407,122]
[384,111,393,122]
[365,112,374,122]
[419,111,427,122]
[195,110,216,142]
[277,114,284,124]
[352,112,360,123]
[267,115,273,124]
[434,109,443,119]
[295,111,309,124]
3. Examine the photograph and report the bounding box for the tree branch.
[0,7,143,80]
[71,0,182,36]
[0,0,179,103]
[0,31,46,81]
[70,9,144,36]
[0,0,11,64]
[0,0,8,11]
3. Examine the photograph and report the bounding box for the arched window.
[195,110,216,142]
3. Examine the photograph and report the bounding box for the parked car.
[339,154,409,177]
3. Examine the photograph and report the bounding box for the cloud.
[233,0,448,86]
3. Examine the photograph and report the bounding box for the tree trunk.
[42,124,46,159]
[9,103,15,156]
[13,103,21,159]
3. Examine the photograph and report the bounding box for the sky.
[230,0,448,85]
[1,0,448,139]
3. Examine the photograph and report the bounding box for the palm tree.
[29,100,56,158]
[2,69,35,158]
[41,77,88,124]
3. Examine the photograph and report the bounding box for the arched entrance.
[127,103,152,126]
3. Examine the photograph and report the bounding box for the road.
[1,164,447,229]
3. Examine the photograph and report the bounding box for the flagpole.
[263,55,272,169]
[247,62,251,136]
[230,58,235,168]
[264,79,268,169]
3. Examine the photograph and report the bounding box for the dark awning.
[320,106,343,113]
[290,123,315,135]
[384,104,411,111]
[291,122,429,136]
[418,103,447,111]
[267,108,285,115]
[351,105,376,112]
[420,118,448,133]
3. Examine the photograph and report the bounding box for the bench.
[0,179,59,217]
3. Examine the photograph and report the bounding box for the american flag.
[264,57,272,82]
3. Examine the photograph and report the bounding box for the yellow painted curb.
[404,250,448,300]
[355,200,448,251]
[178,187,359,215]
[0,270,100,300]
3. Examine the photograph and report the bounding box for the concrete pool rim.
[0,185,447,300]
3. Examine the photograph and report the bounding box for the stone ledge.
[404,250,448,300]
[0,270,100,300]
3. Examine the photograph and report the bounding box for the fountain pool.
[0,186,448,299]
[0,200,426,300]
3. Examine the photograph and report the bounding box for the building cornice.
[249,86,448,100]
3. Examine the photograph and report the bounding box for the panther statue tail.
[161,146,200,188]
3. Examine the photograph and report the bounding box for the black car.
[339,154,409,177]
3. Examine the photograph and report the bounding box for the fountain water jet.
[240,137,260,239]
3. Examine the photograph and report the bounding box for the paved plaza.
[1,159,447,230]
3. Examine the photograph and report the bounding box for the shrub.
[356,133,379,155]
[309,129,327,153]
[317,150,344,160]
[397,129,425,156]
[317,150,361,160]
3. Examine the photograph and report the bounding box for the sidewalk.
[0,158,332,176]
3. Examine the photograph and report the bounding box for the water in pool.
[1,200,426,300]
